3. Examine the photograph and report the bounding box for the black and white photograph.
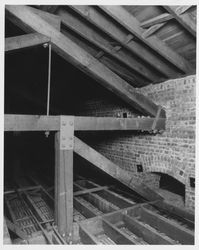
[1,1,198,246]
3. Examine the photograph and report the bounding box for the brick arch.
[139,155,186,185]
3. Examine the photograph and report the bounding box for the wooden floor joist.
[140,206,194,244]
[5,5,165,117]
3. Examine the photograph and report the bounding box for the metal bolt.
[62,233,65,237]
[69,121,73,126]
[45,131,50,138]
[62,122,66,126]
[43,43,49,48]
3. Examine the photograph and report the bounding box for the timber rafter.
[5,5,165,117]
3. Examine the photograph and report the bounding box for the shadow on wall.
[151,172,185,206]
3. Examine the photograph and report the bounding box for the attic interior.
[4,5,196,245]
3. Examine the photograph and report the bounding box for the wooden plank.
[102,220,137,244]
[142,23,166,38]
[74,197,98,218]
[141,13,173,28]
[79,225,98,244]
[5,33,50,52]
[54,132,73,243]
[164,6,196,37]
[74,186,109,196]
[4,185,41,195]
[95,189,135,209]
[70,6,178,78]
[74,136,163,202]
[58,8,160,83]
[4,115,166,131]
[154,200,194,223]
[99,6,194,74]
[83,193,117,213]
[175,6,193,15]
[123,214,174,244]
[5,5,163,117]
[140,206,194,244]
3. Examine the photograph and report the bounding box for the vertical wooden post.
[54,116,74,243]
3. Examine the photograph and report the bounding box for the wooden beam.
[5,33,50,52]
[83,193,118,213]
[75,116,166,131]
[142,23,166,38]
[58,8,160,83]
[70,6,178,78]
[74,136,163,202]
[175,6,193,15]
[30,7,61,30]
[4,114,60,131]
[140,13,173,28]
[99,6,194,74]
[102,220,137,244]
[123,214,174,244]
[74,197,98,218]
[4,115,166,132]
[54,132,73,243]
[163,6,196,37]
[79,225,98,244]
[5,5,164,117]
[74,186,109,196]
[153,200,194,223]
[39,5,59,14]
[140,206,194,244]
[94,189,135,209]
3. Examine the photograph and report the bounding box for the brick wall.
[77,75,196,211]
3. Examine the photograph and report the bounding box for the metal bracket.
[60,116,74,150]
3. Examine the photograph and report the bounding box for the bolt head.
[69,121,73,126]
[43,43,49,48]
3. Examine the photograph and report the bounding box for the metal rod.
[47,43,52,116]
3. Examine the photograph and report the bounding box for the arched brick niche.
[140,156,187,185]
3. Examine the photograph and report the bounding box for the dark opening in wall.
[190,177,195,188]
[137,164,143,172]
[159,173,185,199]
